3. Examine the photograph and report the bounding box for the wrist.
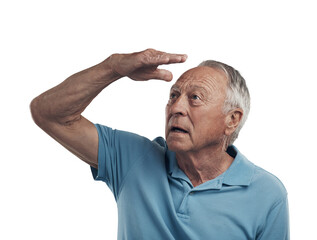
[100,54,124,81]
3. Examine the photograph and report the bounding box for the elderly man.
[30,49,289,239]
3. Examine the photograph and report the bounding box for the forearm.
[31,57,120,128]
[30,49,186,166]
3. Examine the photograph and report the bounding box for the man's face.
[165,66,229,154]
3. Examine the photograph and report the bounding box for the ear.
[224,108,243,136]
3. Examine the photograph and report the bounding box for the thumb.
[153,69,173,81]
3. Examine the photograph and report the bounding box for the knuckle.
[145,48,155,53]
[138,48,166,66]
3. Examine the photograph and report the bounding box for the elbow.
[30,97,45,127]
[30,96,76,129]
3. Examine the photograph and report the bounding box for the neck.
[176,144,234,187]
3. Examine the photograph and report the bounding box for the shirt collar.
[165,145,255,189]
[222,145,255,186]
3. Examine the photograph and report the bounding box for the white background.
[1,0,316,239]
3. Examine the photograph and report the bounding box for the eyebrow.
[170,84,208,94]
[170,85,180,91]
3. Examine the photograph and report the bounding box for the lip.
[169,125,189,134]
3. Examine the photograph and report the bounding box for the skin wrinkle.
[30,48,188,172]
[171,73,225,108]
[165,66,238,186]
[170,85,210,105]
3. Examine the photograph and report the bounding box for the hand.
[108,48,187,81]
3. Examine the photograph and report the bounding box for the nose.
[168,95,188,117]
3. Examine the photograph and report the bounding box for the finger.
[152,53,187,65]
[151,69,173,81]
[162,54,188,65]
[132,68,173,82]
[140,49,187,67]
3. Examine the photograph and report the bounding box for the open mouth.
[171,127,188,133]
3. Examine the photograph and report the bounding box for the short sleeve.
[91,124,154,201]
[257,194,290,240]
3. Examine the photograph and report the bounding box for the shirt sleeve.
[257,194,290,240]
[90,124,154,201]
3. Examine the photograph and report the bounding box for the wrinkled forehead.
[172,66,228,92]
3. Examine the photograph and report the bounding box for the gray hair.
[198,60,250,146]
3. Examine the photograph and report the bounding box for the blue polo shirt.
[91,124,289,240]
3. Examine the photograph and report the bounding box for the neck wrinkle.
[175,145,234,187]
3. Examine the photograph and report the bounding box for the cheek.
[195,113,226,135]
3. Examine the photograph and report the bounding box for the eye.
[169,92,178,99]
[191,94,200,100]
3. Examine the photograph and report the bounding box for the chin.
[166,140,189,153]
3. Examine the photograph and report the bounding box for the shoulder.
[231,146,287,203]
[95,123,167,155]
[252,164,288,200]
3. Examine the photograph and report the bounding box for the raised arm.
[30,49,187,168]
